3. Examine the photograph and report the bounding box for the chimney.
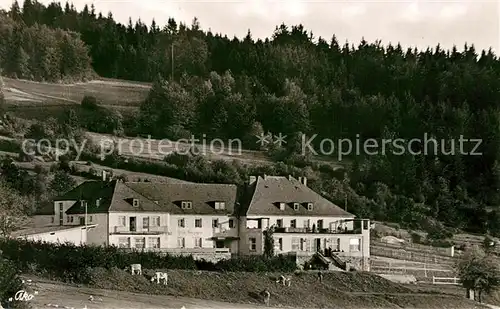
[298,176,302,183]
[249,176,257,185]
[288,175,292,181]
[102,170,106,182]
[301,177,307,186]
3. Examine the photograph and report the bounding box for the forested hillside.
[0,6,92,81]
[1,0,500,236]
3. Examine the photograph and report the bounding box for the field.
[3,77,150,120]
[20,269,489,309]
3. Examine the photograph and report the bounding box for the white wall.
[170,214,233,249]
[108,211,170,249]
[53,201,77,226]
[20,227,88,245]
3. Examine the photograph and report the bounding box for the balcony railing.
[120,247,231,254]
[112,226,170,234]
[273,227,362,234]
[212,227,238,238]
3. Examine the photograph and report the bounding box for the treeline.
[0,10,93,81]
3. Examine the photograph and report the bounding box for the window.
[292,237,300,251]
[59,203,63,211]
[332,238,340,251]
[276,219,283,228]
[249,237,257,251]
[290,219,296,228]
[89,216,92,223]
[293,203,300,211]
[214,202,226,209]
[51,216,54,223]
[349,238,360,252]
[317,219,323,230]
[118,216,126,226]
[194,237,202,248]
[118,237,130,248]
[96,199,100,207]
[135,237,145,249]
[181,201,192,209]
[276,238,283,251]
[148,237,160,248]
[307,203,313,211]
[303,219,310,228]
[151,216,160,226]
[67,216,71,223]
[229,219,235,228]
[195,219,202,228]
[279,202,285,210]
[143,217,150,228]
[177,237,185,248]
[212,219,219,228]
[178,218,185,228]
[132,199,139,207]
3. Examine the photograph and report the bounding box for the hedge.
[0,239,297,283]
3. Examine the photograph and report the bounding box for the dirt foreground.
[27,280,267,309]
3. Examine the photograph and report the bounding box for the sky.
[0,0,498,54]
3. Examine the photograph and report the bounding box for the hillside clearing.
[3,77,150,107]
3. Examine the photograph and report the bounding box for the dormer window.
[279,202,285,210]
[80,200,86,208]
[181,201,192,209]
[214,202,225,210]
[132,199,139,207]
[293,203,300,211]
[96,198,101,207]
[307,203,313,211]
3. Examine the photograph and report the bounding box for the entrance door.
[215,240,224,248]
[79,217,85,225]
[315,238,321,252]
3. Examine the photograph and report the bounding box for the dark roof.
[242,175,354,217]
[47,179,238,215]
[124,182,237,215]
[109,182,163,212]
[65,180,117,214]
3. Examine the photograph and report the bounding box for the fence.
[371,246,456,265]
[432,276,460,285]
[372,240,456,257]
[370,260,455,278]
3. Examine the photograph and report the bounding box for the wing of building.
[31,174,370,269]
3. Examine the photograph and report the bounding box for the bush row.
[0,239,297,283]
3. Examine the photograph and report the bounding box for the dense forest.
[1,0,500,236]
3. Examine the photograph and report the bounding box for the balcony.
[273,227,362,234]
[212,227,239,239]
[111,225,171,235]
[120,247,231,254]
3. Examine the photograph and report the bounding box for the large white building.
[32,175,370,269]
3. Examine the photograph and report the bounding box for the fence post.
[424,263,427,278]
[432,276,435,284]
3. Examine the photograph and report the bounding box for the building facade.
[32,175,370,268]
[234,175,371,270]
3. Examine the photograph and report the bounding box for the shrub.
[0,239,297,284]
[0,256,24,309]
[81,95,99,110]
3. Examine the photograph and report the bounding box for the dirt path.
[29,281,267,309]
